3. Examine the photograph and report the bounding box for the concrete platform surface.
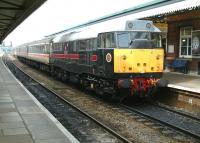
[0,57,79,143]
[163,72,200,93]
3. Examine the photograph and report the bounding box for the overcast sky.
[4,0,153,46]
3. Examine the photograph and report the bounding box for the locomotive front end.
[113,20,165,97]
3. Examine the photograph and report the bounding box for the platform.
[163,72,200,93]
[0,57,79,143]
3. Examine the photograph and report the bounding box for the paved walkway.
[0,57,79,143]
[163,72,200,93]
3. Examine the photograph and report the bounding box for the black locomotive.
[15,20,165,97]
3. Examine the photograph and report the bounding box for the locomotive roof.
[53,20,160,42]
[28,37,53,46]
[16,20,161,47]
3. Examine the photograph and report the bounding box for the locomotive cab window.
[117,31,162,48]
[117,32,130,48]
[150,32,162,48]
[99,33,116,48]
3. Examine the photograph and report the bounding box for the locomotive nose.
[114,49,164,73]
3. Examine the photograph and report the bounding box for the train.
[15,20,166,98]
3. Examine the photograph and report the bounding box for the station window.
[180,27,192,58]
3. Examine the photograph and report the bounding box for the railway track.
[154,102,200,123]
[4,55,200,143]
[3,55,130,143]
[121,102,200,140]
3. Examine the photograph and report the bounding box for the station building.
[166,9,200,75]
[144,4,200,75]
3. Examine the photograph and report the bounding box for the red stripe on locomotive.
[91,54,97,61]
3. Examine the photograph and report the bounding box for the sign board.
[168,45,174,53]
[192,31,200,57]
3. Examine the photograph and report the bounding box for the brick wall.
[166,10,200,73]
[167,22,179,58]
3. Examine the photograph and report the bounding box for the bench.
[168,59,189,74]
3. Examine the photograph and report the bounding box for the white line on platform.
[168,84,200,94]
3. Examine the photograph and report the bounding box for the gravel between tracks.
[11,56,199,143]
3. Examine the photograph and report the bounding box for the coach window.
[64,43,68,52]
[38,46,40,53]
[68,42,72,52]
[46,44,50,53]
[72,41,76,52]
[37,46,39,53]
[89,39,92,50]
[32,46,35,53]
[86,40,89,50]
[60,43,63,52]
[43,45,45,53]
[80,40,87,51]
[93,38,97,50]
[34,46,37,53]
[40,45,42,53]
[44,45,48,53]
[38,46,41,53]
[53,43,57,52]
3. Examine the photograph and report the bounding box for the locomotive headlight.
[156,55,161,60]
[122,55,127,60]
[106,53,112,63]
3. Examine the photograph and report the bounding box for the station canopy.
[142,0,200,22]
[0,0,46,43]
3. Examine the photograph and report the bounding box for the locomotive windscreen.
[117,32,161,48]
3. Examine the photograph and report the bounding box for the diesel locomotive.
[15,20,165,98]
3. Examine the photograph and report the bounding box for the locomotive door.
[96,33,116,77]
[96,34,106,76]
